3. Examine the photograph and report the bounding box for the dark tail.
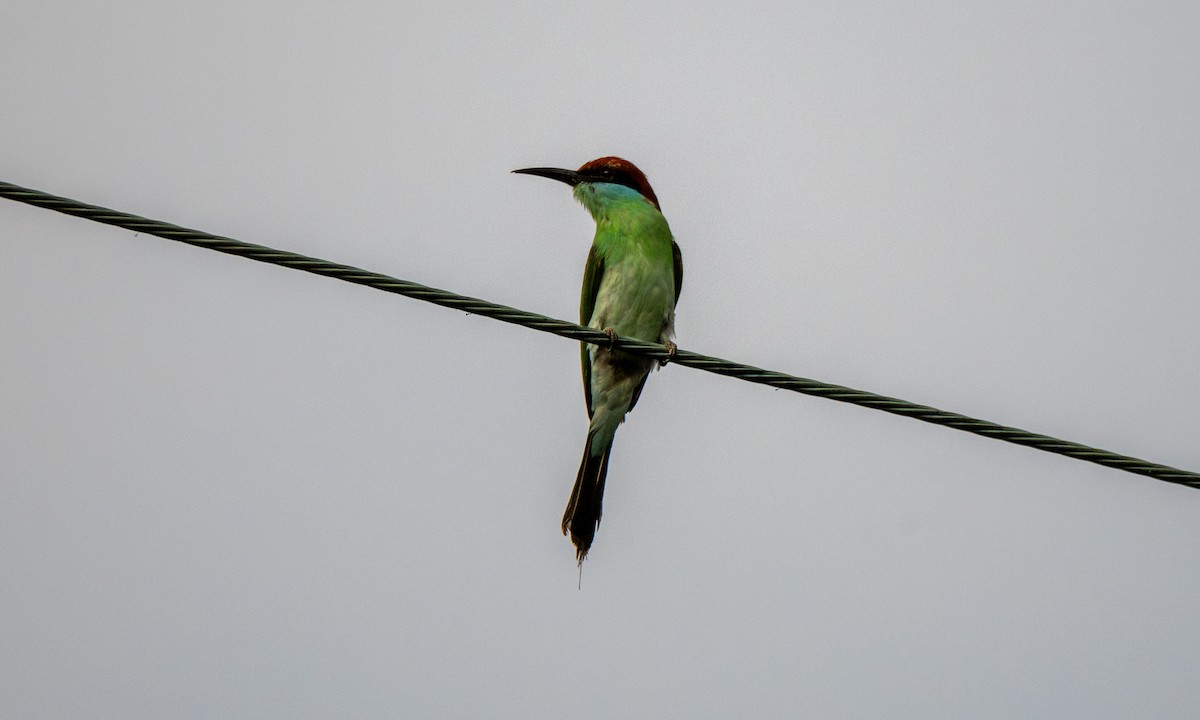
[562,431,613,563]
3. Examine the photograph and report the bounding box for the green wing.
[579,245,604,418]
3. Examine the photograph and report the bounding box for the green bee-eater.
[514,157,683,563]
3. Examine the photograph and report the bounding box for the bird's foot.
[603,327,618,349]
[660,341,678,366]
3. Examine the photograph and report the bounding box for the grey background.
[2,2,1198,718]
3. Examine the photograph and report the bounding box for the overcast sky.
[3,2,1199,718]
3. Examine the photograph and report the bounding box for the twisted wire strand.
[3,180,1196,489]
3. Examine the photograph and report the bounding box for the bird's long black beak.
[512,167,582,187]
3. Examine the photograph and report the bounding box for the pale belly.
[587,255,675,345]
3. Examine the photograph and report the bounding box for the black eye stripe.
[588,168,635,189]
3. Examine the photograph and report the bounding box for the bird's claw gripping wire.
[603,327,618,349]
[660,341,678,366]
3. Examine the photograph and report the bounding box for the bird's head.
[513,156,661,212]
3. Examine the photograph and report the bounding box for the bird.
[514,157,683,563]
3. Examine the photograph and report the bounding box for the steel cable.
[3,179,1196,488]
